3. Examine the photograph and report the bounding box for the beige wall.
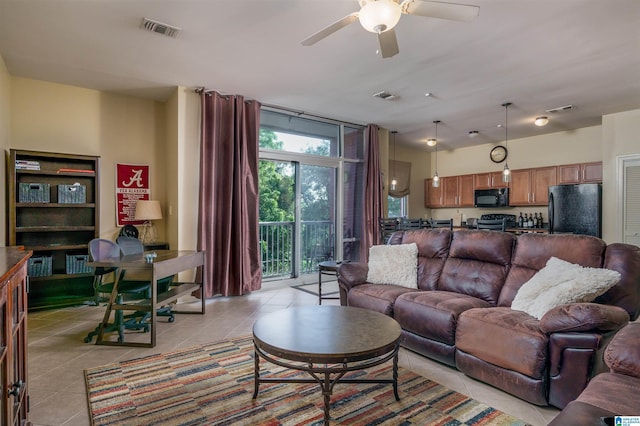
[0,55,10,245]
[163,87,200,281]
[403,117,640,244]
[433,126,602,177]
[9,77,168,241]
[383,126,604,223]
[164,87,200,256]
[178,88,201,252]
[602,108,640,243]
[3,60,637,249]
[165,89,179,248]
[396,125,604,225]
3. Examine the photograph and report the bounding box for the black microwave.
[474,188,509,208]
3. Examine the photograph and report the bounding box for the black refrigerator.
[548,183,602,237]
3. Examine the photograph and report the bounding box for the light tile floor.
[27,278,559,425]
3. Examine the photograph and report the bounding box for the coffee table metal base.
[252,342,400,425]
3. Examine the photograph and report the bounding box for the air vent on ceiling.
[373,91,397,101]
[140,18,182,38]
[545,104,574,113]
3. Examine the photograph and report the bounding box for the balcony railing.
[259,220,334,278]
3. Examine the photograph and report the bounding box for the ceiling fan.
[301,0,479,58]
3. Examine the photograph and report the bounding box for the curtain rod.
[261,103,364,128]
[195,87,364,128]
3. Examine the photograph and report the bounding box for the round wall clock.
[490,145,508,163]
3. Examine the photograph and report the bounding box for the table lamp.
[134,200,162,244]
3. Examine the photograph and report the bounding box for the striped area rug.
[85,336,527,425]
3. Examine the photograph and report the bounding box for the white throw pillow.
[511,257,621,320]
[367,243,418,288]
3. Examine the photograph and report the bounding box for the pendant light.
[502,103,512,183]
[432,120,441,188]
[390,130,397,191]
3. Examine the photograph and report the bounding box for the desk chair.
[476,218,507,232]
[84,239,151,343]
[116,236,175,323]
[429,218,454,230]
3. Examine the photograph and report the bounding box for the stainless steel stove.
[480,213,517,228]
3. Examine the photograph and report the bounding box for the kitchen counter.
[453,226,549,234]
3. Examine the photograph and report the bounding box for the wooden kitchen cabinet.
[509,166,557,206]
[427,162,597,209]
[0,248,31,425]
[557,162,603,184]
[442,176,459,206]
[455,174,475,207]
[424,178,442,208]
[474,171,509,189]
[428,175,474,208]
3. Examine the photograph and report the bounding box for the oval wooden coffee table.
[252,305,402,425]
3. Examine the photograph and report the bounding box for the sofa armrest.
[605,322,640,378]
[547,331,615,409]
[540,303,629,334]
[543,303,629,409]
[337,262,368,291]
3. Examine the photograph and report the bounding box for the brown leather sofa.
[549,321,640,425]
[337,229,640,409]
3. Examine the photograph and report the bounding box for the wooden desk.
[143,242,170,250]
[89,250,205,348]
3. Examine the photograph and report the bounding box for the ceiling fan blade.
[402,0,479,22]
[301,12,359,46]
[378,29,399,58]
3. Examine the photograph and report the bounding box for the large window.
[387,195,408,218]
[259,108,365,279]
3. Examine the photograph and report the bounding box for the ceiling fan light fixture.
[534,116,549,126]
[359,0,402,33]
[426,138,437,146]
[468,130,479,138]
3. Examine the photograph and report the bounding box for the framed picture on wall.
[116,163,150,226]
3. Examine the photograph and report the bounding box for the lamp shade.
[134,200,162,221]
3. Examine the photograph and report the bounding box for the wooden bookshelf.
[8,149,100,310]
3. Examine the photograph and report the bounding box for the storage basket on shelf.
[27,255,53,277]
[19,183,51,203]
[65,253,93,274]
[58,183,87,204]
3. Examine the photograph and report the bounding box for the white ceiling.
[1,0,639,150]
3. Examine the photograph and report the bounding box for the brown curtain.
[360,124,384,261]
[198,91,262,297]
[388,160,411,198]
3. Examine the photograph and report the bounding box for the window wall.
[258,108,365,279]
